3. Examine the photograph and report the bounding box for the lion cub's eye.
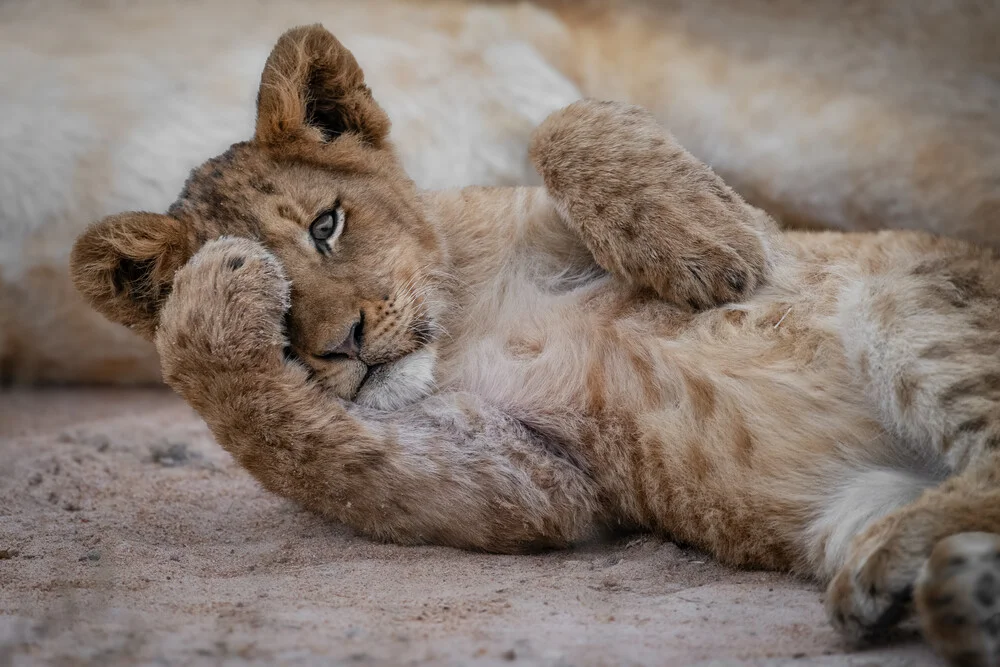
[310,204,346,253]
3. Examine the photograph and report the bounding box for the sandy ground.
[0,388,943,666]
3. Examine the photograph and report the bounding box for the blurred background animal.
[2,0,999,385]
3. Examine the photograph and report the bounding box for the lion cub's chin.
[354,347,438,411]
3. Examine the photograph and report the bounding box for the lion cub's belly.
[440,266,863,436]
[435,267,905,543]
[440,272,615,413]
[438,263,904,506]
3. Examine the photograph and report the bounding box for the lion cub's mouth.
[359,361,386,390]
[353,347,438,411]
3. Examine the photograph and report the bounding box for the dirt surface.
[0,388,941,666]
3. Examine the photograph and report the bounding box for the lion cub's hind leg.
[838,240,1000,473]
[826,237,1000,658]
[825,480,1000,648]
[916,532,1000,667]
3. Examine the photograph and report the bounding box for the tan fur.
[6,0,1000,385]
[915,532,1000,666]
[70,26,1000,665]
[517,0,1000,242]
[531,101,777,309]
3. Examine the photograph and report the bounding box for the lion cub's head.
[71,26,447,408]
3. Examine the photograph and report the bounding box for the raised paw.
[916,532,1000,667]
[825,524,923,643]
[155,236,291,382]
[530,99,776,309]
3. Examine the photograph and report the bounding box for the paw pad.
[916,532,1000,667]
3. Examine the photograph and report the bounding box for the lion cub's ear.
[254,24,391,148]
[70,212,192,341]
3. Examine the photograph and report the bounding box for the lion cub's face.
[171,141,446,407]
[70,25,447,409]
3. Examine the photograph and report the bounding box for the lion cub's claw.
[825,529,922,644]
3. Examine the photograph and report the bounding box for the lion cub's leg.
[529,100,781,309]
[825,465,1000,653]
[826,240,1000,657]
[155,237,603,553]
[838,243,1000,473]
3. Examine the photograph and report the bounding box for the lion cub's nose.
[318,315,364,360]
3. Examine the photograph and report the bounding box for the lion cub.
[71,26,1000,666]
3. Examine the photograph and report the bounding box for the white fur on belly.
[809,467,939,579]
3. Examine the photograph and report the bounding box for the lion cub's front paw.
[530,99,772,310]
[156,237,291,378]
